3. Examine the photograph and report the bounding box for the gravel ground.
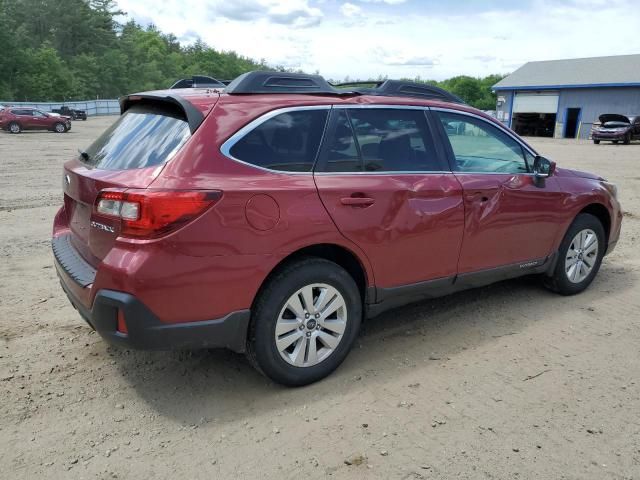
[1,117,639,479]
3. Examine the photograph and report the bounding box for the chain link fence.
[0,99,120,116]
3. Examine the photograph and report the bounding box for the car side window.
[436,111,529,174]
[33,110,46,117]
[321,108,442,173]
[228,109,329,172]
[323,111,362,172]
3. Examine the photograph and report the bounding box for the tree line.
[0,0,504,110]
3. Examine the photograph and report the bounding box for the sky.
[115,0,640,81]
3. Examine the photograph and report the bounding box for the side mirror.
[533,155,556,178]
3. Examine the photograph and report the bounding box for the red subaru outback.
[52,72,622,386]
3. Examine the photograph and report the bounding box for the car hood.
[598,113,631,124]
[556,167,603,181]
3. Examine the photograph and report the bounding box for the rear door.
[14,109,35,129]
[63,102,195,266]
[433,109,567,274]
[313,107,465,290]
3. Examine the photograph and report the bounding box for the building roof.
[493,54,640,91]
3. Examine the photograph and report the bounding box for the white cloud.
[340,2,363,17]
[357,0,407,4]
[115,0,640,81]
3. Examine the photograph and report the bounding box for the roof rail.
[225,71,344,95]
[333,80,464,104]
[170,75,225,89]
[224,71,465,104]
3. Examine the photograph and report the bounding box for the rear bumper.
[53,234,250,352]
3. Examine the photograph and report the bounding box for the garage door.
[513,93,559,114]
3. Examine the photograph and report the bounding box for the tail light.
[94,189,222,238]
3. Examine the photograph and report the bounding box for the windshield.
[82,103,191,170]
[603,121,629,128]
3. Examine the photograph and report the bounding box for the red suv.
[0,107,71,133]
[52,72,622,386]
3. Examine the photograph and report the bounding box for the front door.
[31,110,51,129]
[314,107,465,290]
[433,109,567,274]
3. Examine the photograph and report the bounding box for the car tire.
[8,122,21,134]
[246,257,362,386]
[593,139,600,144]
[613,140,619,144]
[544,213,605,296]
[623,133,631,145]
[54,122,66,133]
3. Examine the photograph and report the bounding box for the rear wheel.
[593,139,600,144]
[544,213,605,295]
[54,122,66,133]
[8,122,21,134]
[247,258,362,386]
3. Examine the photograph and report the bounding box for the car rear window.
[81,103,191,170]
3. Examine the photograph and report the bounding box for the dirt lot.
[1,117,639,479]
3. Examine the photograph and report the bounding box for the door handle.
[340,196,375,207]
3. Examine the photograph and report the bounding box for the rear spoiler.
[119,93,205,134]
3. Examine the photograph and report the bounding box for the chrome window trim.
[333,104,429,111]
[219,105,331,175]
[430,106,539,158]
[315,171,451,176]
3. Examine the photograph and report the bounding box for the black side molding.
[367,255,555,318]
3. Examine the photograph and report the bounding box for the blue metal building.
[492,54,640,139]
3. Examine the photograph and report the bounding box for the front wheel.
[593,139,600,144]
[544,213,605,295]
[623,133,631,145]
[54,122,66,133]
[247,258,362,386]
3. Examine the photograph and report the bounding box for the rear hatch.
[63,95,214,267]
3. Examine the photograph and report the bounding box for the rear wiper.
[78,149,90,162]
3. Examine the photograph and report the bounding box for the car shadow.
[111,261,635,425]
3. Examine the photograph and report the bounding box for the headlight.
[602,181,618,199]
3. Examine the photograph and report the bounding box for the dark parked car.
[592,114,640,144]
[0,107,71,133]
[53,71,622,386]
[52,105,87,121]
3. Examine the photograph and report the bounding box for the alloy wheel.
[274,283,347,367]
[565,228,598,283]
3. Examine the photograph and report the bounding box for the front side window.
[229,109,329,172]
[436,111,528,174]
[322,108,441,172]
